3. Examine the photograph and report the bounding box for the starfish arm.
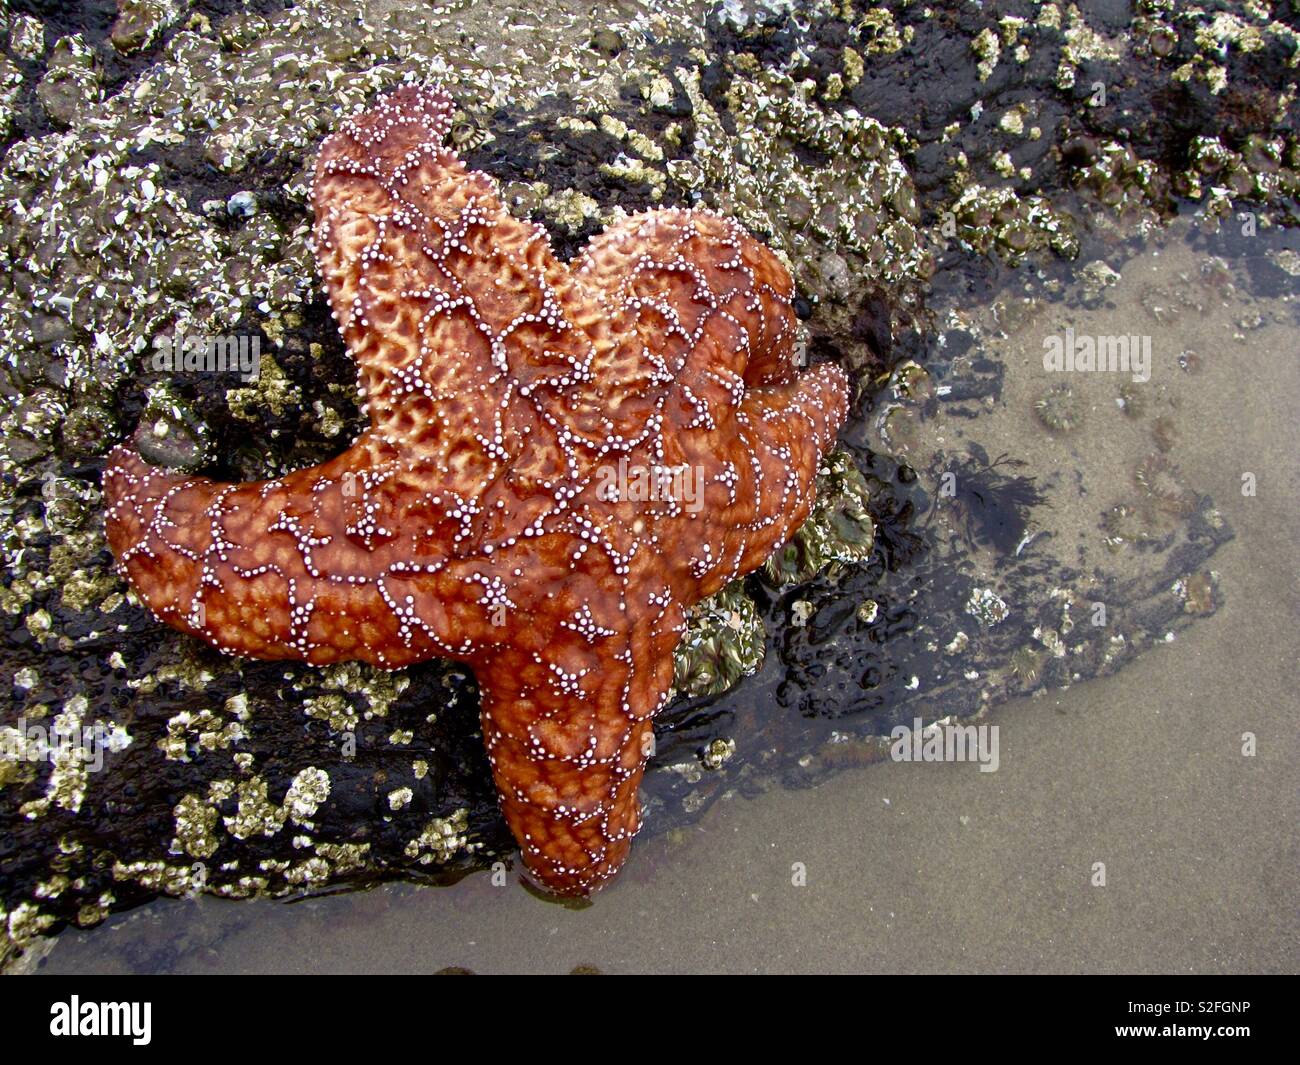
[573,207,802,419]
[573,206,847,598]
[102,438,484,667]
[313,85,602,461]
[472,540,683,895]
[731,361,849,564]
[655,360,848,600]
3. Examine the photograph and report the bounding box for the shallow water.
[29,216,1299,975]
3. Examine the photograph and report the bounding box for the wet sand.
[31,226,1299,976]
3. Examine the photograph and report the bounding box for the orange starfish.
[103,86,848,894]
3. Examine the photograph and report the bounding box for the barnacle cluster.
[946,184,1079,263]
[1179,134,1300,224]
[677,58,932,320]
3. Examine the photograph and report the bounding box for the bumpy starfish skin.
[103,86,848,894]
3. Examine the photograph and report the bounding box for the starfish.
[103,86,848,895]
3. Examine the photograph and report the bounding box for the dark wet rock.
[591,29,624,57]
[35,35,101,128]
